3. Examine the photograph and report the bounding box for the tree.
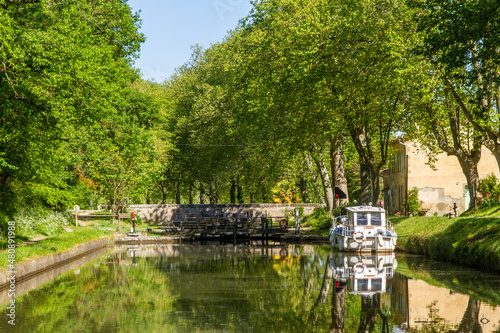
[410,0,500,171]
[409,70,483,210]
[241,0,420,208]
[0,0,145,214]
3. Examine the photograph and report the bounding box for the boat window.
[347,211,352,225]
[357,279,369,291]
[371,214,382,226]
[357,213,368,226]
[371,279,383,291]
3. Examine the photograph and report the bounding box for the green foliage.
[479,174,500,207]
[302,207,331,231]
[0,0,149,216]
[407,187,422,215]
[394,214,500,272]
[9,207,71,238]
[2,245,360,332]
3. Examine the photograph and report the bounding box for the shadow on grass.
[409,217,500,272]
[387,216,411,225]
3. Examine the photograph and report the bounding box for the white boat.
[329,205,397,252]
[330,253,397,296]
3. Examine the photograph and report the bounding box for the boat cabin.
[344,206,387,227]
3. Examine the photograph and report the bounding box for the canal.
[1,243,499,332]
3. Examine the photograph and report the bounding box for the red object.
[132,212,135,219]
[279,219,288,229]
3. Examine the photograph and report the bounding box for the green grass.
[0,223,113,270]
[393,207,500,272]
[0,217,167,271]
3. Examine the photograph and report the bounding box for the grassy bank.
[0,226,113,270]
[0,217,163,271]
[393,213,500,272]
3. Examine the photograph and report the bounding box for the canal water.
[0,243,499,332]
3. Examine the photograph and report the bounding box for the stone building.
[381,139,500,217]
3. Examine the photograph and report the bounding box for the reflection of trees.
[450,297,482,333]
[155,245,336,332]
[315,256,334,306]
[357,295,390,333]
[330,279,346,333]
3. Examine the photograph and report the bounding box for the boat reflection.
[329,253,500,332]
[331,253,397,296]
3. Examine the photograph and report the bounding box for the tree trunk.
[161,185,167,205]
[174,182,181,204]
[330,279,346,333]
[237,177,244,203]
[349,128,385,207]
[458,158,481,210]
[425,103,482,211]
[358,295,381,333]
[311,153,334,213]
[209,183,216,204]
[209,182,219,204]
[230,179,236,204]
[451,297,482,333]
[299,168,309,203]
[189,182,194,204]
[330,138,349,204]
[199,182,205,204]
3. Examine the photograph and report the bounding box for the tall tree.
[0,0,145,214]
[241,0,420,207]
[410,0,500,171]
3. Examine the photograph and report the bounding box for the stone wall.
[129,203,325,225]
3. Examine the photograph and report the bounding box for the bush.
[11,207,71,237]
[479,174,500,207]
[303,207,332,230]
[407,188,423,215]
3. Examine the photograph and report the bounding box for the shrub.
[303,207,332,230]
[11,207,71,237]
[479,174,500,207]
[407,188,422,216]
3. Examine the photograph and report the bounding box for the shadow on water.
[0,244,499,332]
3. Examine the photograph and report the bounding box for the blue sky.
[127,0,254,82]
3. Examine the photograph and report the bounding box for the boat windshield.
[371,214,382,226]
[357,213,368,226]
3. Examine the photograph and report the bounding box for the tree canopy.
[2,0,499,217]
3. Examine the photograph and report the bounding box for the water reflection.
[329,253,500,332]
[0,244,498,332]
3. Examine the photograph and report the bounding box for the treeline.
[1,0,499,219]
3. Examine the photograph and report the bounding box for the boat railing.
[336,224,395,237]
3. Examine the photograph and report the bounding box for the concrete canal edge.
[0,237,111,288]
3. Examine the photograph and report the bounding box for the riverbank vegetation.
[1,0,500,255]
[393,210,500,272]
[0,226,112,270]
